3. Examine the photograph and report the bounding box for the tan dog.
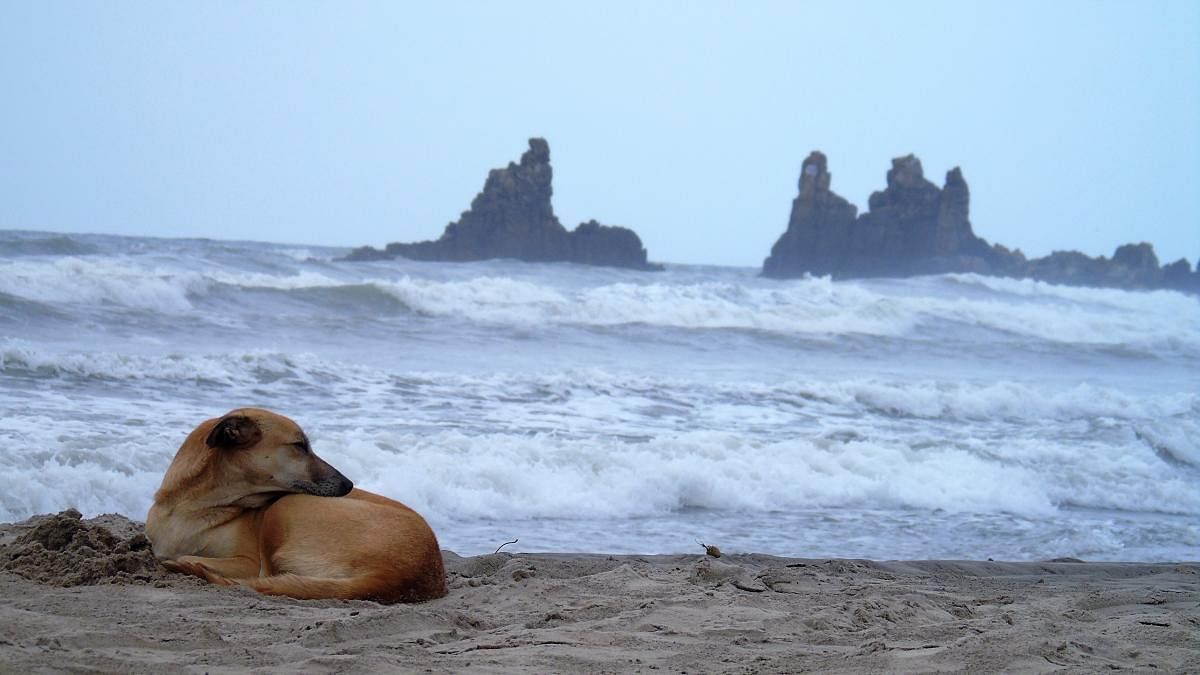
[145,408,447,603]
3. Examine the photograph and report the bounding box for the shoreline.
[2,512,1197,672]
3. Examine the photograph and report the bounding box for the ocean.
[1,230,1197,561]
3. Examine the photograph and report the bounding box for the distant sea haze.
[1,230,1197,561]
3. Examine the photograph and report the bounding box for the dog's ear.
[205,414,263,450]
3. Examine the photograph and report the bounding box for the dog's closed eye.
[290,440,311,453]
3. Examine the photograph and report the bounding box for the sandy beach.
[0,511,1195,673]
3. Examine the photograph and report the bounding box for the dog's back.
[258,490,447,602]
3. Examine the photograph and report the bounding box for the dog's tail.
[220,572,447,604]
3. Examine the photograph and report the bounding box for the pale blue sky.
[2,1,1197,267]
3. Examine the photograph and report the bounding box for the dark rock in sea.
[341,245,393,262]
[763,152,1002,279]
[1022,249,1112,287]
[762,151,858,278]
[763,151,1200,293]
[569,219,656,269]
[1023,242,1173,290]
[342,139,660,271]
[1162,258,1197,291]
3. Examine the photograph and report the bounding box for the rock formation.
[764,152,1008,280]
[1024,243,1199,292]
[763,152,1199,293]
[342,139,660,271]
[761,152,857,278]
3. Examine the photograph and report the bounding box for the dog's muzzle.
[295,471,354,497]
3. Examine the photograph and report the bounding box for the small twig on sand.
[494,538,519,554]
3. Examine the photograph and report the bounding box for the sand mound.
[0,509,167,586]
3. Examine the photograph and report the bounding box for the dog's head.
[201,408,354,506]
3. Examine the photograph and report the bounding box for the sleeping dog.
[145,408,446,603]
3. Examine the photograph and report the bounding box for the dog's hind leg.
[162,555,259,586]
[223,573,401,602]
[163,559,404,600]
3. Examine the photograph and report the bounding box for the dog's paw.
[160,558,190,575]
[161,559,235,586]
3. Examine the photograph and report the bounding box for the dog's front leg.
[162,555,259,586]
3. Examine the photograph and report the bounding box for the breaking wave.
[3,421,1196,531]
[2,247,1196,352]
[3,232,1197,560]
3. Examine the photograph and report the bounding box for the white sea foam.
[945,272,1198,310]
[3,249,1196,352]
[378,275,570,323]
[5,342,1193,433]
[372,272,1200,349]
[3,233,1197,560]
[378,274,1169,351]
[255,423,1200,522]
[369,275,920,336]
[5,419,1193,529]
[274,247,319,262]
[843,379,1198,422]
[0,340,339,386]
[0,256,210,313]
[206,269,347,291]
[0,403,187,524]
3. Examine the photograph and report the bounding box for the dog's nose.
[299,466,355,497]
